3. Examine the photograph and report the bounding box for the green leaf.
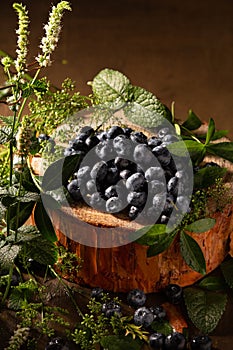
[135,224,167,245]
[14,167,40,193]
[0,126,11,144]
[221,258,233,289]
[91,68,131,106]
[198,276,226,291]
[42,154,81,191]
[182,110,202,130]
[0,244,20,269]
[125,86,172,127]
[185,218,216,233]
[194,166,227,189]
[151,320,173,336]
[34,199,57,242]
[197,130,229,141]
[205,118,215,145]
[206,142,233,163]
[184,287,227,333]
[100,335,141,350]
[180,231,206,274]
[9,201,35,231]
[22,236,58,265]
[147,231,177,257]
[167,140,205,164]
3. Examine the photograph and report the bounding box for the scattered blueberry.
[190,335,212,350]
[127,289,146,308]
[45,337,69,350]
[133,306,154,328]
[133,144,154,164]
[149,332,165,349]
[149,305,167,321]
[102,300,121,318]
[67,179,82,202]
[126,173,146,192]
[165,284,183,304]
[127,191,147,207]
[164,332,186,350]
[91,287,104,300]
[106,196,123,213]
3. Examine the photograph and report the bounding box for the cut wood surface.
[31,123,233,293]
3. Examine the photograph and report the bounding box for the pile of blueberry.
[91,286,212,350]
[65,124,191,224]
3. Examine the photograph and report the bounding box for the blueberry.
[89,192,105,210]
[126,173,146,192]
[164,332,186,350]
[71,138,88,152]
[97,131,108,141]
[105,185,118,199]
[67,179,82,202]
[90,161,108,181]
[91,287,104,300]
[190,335,212,350]
[75,132,89,142]
[152,194,166,208]
[105,167,119,185]
[176,196,190,213]
[167,176,179,196]
[157,127,170,140]
[114,157,131,169]
[85,135,100,149]
[130,131,147,144]
[149,333,165,349]
[160,215,169,224]
[78,125,94,137]
[95,140,113,159]
[75,166,90,181]
[127,289,146,308]
[123,127,133,136]
[106,197,123,213]
[127,191,147,207]
[145,167,164,181]
[148,136,162,148]
[162,196,174,216]
[120,169,131,180]
[152,145,171,166]
[165,284,183,304]
[133,144,154,164]
[107,125,124,139]
[113,134,132,156]
[133,307,154,328]
[86,179,99,194]
[149,305,167,320]
[128,206,140,220]
[102,300,121,318]
[162,134,179,144]
[149,180,166,194]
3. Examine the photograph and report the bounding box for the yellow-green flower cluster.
[13,3,30,76]
[36,1,71,67]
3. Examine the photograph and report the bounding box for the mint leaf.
[125,86,171,127]
[151,320,173,336]
[180,231,206,274]
[91,68,131,106]
[22,236,58,265]
[184,287,227,333]
[194,166,227,189]
[185,218,216,233]
[198,276,226,291]
[0,244,20,270]
[205,118,215,145]
[167,140,205,164]
[221,258,233,289]
[100,335,141,350]
[182,110,202,130]
[135,224,167,245]
[147,231,176,257]
[34,200,57,242]
[206,142,233,163]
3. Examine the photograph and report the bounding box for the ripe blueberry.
[126,173,146,191]
[106,197,123,213]
[164,332,186,350]
[133,144,154,164]
[165,284,183,304]
[149,333,165,349]
[127,191,147,207]
[102,300,121,318]
[91,287,104,300]
[133,307,154,328]
[127,289,146,308]
[190,335,212,350]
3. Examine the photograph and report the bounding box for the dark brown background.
[0,0,232,137]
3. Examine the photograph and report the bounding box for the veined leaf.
[205,118,215,145]
[151,320,173,336]
[42,154,81,191]
[9,201,35,231]
[0,244,20,269]
[22,236,58,265]
[185,218,216,233]
[194,166,227,189]
[34,199,57,242]
[135,224,167,245]
[221,258,233,289]
[146,231,177,257]
[182,110,202,130]
[206,142,233,163]
[180,231,206,274]
[184,287,227,333]
[198,276,226,291]
[91,68,131,106]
